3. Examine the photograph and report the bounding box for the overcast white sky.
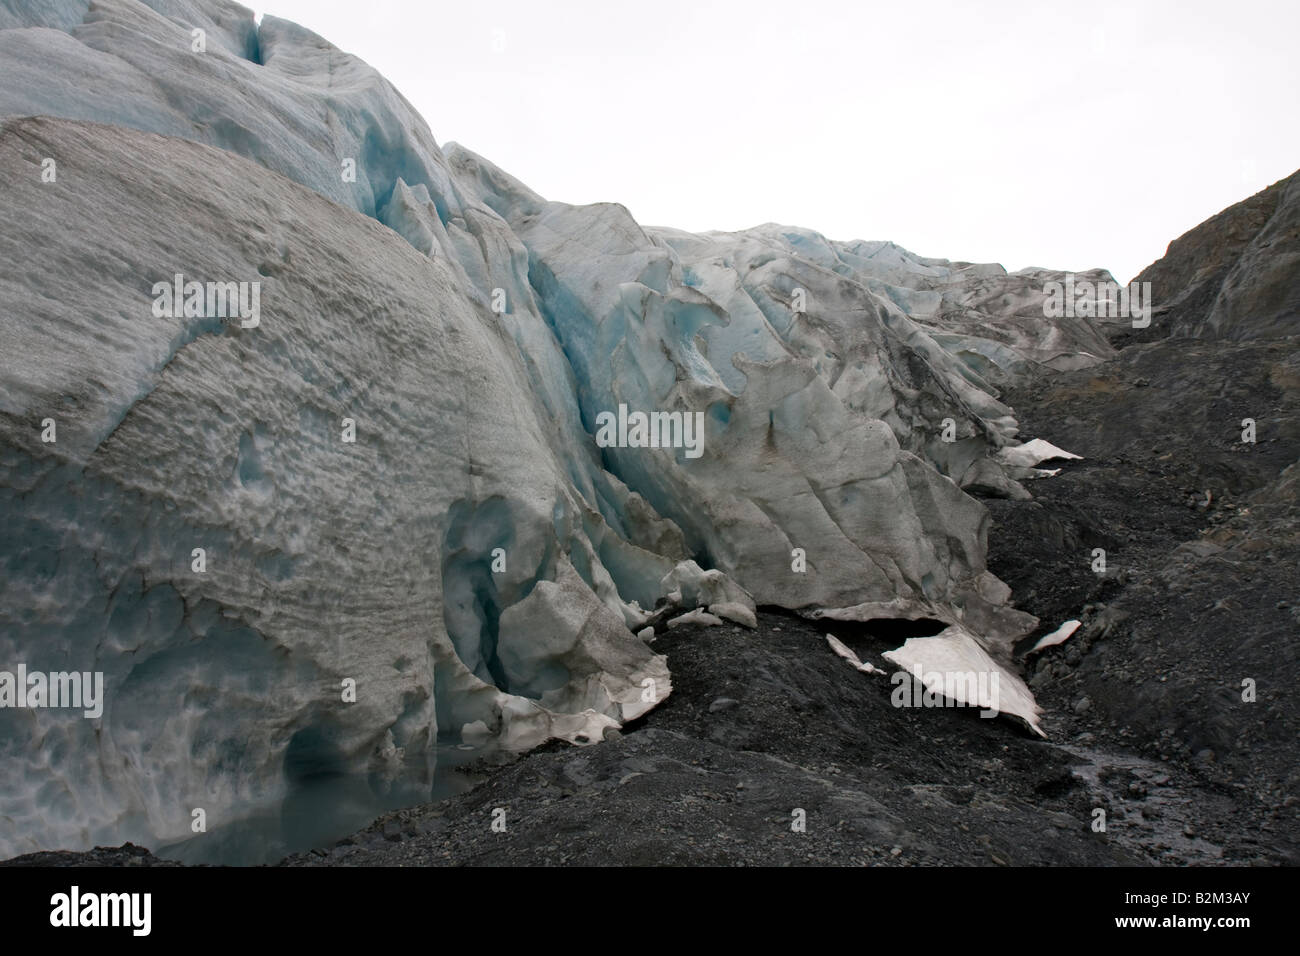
[259,0,1298,283]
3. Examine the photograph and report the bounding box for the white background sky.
[259,0,1298,283]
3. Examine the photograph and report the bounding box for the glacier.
[0,0,1110,861]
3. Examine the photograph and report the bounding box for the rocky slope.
[1114,169,1300,344]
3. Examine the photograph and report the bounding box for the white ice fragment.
[660,560,755,615]
[637,626,655,642]
[996,438,1082,469]
[825,634,885,675]
[709,602,757,629]
[1029,620,1081,654]
[826,633,859,664]
[496,556,670,723]
[667,609,725,628]
[621,602,653,630]
[883,625,1046,737]
[496,701,621,751]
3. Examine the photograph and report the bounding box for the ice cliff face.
[0,0,1109,859]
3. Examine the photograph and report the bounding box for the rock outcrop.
[1132,170,1300,341]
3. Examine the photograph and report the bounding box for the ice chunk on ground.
[667,609,725,629]
[709,602,757,629]
[883,626,1046,737]
[1029,620,1082,654]
[996,438,1083,469]
[495,556,670,725]
[825,634,885,675]
[660,560,756,614]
